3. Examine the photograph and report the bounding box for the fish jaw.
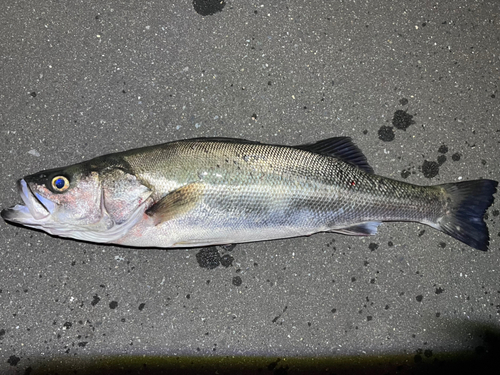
[1,178,149,245]
[1,179,52,226]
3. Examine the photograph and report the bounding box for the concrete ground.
[1,1,499,374]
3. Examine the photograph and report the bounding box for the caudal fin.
[436,179,497,251]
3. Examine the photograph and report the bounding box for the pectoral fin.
[146,183,204,226]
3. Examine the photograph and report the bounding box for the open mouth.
[1,179,53,224]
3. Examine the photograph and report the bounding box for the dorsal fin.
[294,137,373,173]
[184,137,263,145]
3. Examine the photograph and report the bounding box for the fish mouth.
[1,179,54,225]
[2,178,148,244]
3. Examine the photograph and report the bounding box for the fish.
[1,137,498,250]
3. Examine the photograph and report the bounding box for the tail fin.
[436,179,497,251]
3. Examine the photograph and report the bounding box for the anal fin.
[173,239,234,247]
[146,183,204,226]
[330,222,382,236]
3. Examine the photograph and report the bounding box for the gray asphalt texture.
[1,1,499,374]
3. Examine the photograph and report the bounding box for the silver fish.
[1,137,497,250]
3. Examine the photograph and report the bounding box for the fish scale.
[118,140,451,246]
[2,137,497,250]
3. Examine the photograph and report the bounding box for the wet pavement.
[1,1,499,373]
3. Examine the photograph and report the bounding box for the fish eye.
[51,176,70,192]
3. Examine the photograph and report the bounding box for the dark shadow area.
[9,322,500,375]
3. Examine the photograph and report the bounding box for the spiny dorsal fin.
[294,137,373,174]
[184,137,263,145]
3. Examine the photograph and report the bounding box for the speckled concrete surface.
[1,1,499,374]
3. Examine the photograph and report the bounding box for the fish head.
[1,162,152,244]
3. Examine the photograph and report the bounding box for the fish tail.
[434,179,498,251]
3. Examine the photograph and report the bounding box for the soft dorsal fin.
[294,137,373,173]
